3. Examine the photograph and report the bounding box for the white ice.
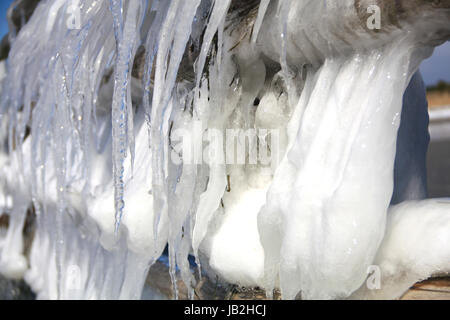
[0,0,449,300]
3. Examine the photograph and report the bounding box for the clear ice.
[0,0,449,300]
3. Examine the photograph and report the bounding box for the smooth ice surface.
[0,0,449,300]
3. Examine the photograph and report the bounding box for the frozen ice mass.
[0,0,449,299]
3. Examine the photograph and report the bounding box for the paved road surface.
[427,106,450,198]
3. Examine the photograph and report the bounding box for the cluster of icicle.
[0,0,449,300]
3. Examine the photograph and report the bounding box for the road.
[427,105,450,198]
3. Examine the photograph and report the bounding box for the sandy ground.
[427,92,450,108]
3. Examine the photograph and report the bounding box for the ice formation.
[0,0,449,300]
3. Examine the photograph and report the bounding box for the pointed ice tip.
[114,217,121,235]
[197,263,202,281]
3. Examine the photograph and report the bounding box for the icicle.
[194,0,231,96]
[109,0,142,233]
[189,0,232,274]
[0,0,161,300]
[53,60,69,299]
[143,0,170,148]
[251,0,270,44]
[127,75,134,176]
[277,0,291,74]
[216,15,225,72]
[150,0,202,249]
[191,52,238,272]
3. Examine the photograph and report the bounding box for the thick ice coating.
[0,0,449,300]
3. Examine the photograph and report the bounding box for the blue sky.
[420,41,450,86]
[0,0,13,41]
[0,0,448,86]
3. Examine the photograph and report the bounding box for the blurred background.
[0,1,10,40]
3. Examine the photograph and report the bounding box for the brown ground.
[427,91,450,108]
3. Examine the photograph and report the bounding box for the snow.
[351,199,450,299]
